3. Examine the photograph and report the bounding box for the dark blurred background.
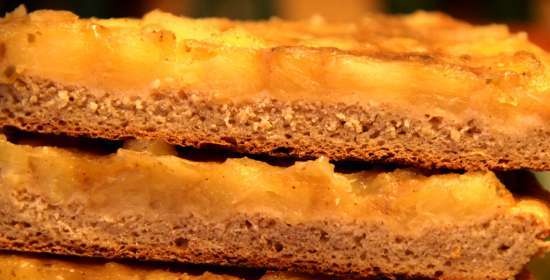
[0,0,544,21]
[0,0,546,21]
[0,0,549,279]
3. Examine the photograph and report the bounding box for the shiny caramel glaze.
[0,6,549,130]
[0,136,548,230]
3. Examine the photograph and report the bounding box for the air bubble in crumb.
[3,65,15,78]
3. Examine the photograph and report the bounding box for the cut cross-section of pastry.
[1,6,550,170]
[0,134,547,280]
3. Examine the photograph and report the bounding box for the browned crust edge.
[0,187,548,280]
[2,77,549,171]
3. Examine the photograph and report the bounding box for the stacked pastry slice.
[0,5,549,280]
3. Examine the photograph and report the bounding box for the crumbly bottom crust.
[1,76,549,171]
[0,187,546,280]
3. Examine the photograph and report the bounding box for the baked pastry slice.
[0,133,547,280]
[1,6,550,170]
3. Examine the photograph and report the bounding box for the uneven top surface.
[0,254,309,280]
[1,6,550,129]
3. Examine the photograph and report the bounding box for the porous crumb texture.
[1,77,549,171]
[0,188,547,280]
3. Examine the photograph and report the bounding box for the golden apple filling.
[0,254,308,280]
[0,135,548,229]
[0,254,241,280]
